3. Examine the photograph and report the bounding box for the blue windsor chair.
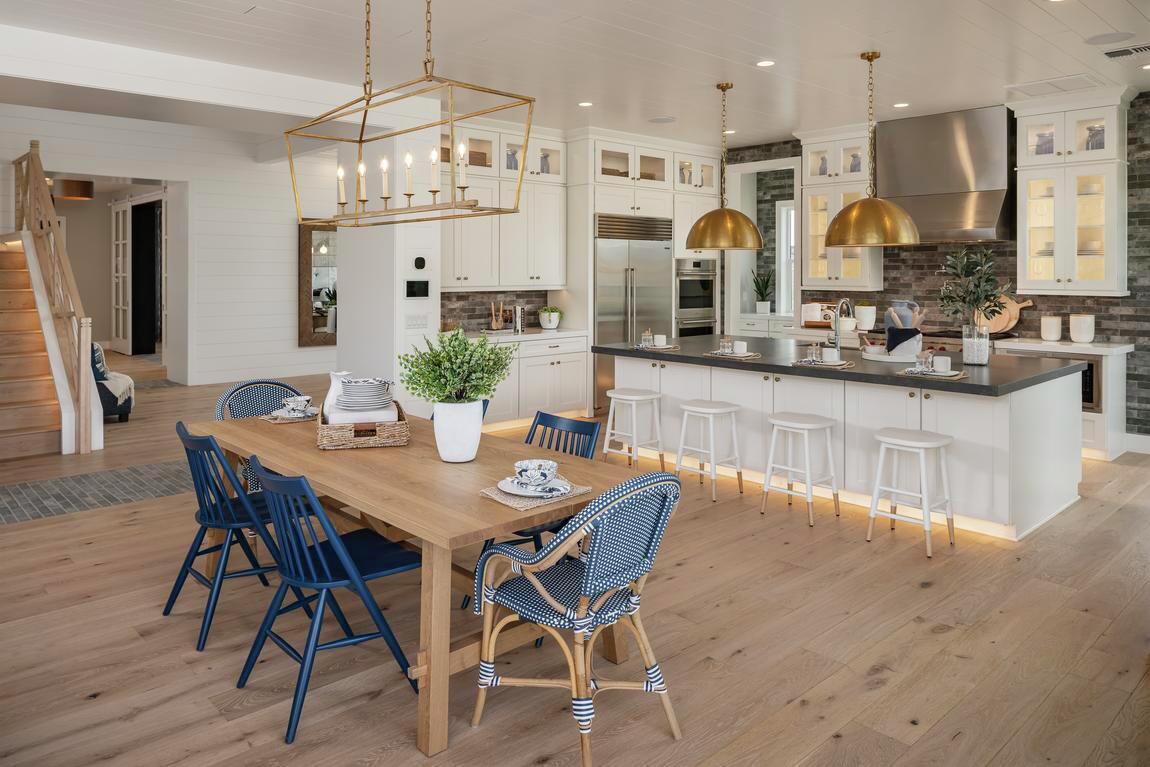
[471,471,683,766]
[237,456,421,744]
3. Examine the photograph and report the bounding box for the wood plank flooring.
[1,366,1149,765]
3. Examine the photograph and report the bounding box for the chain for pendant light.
[424,0,435,75]
[362,0,373,95]
[864,51,878,198]
[718,82,732,208]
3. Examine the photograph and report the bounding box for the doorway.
[110,191,167,361]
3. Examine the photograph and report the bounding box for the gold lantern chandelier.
[824,52,919,247]
[285,0,535,227]
[686,83,763,251]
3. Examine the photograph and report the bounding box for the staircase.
[0,242,61,459]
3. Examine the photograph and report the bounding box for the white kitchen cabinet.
[499,181,566,288]
[674,154,719,194]
[921,389,1008,526]
[485,347,520,423]
[803,137,868,186]
[519,352,587,416]
[843,382,922,495]
[710,368,772,472]
[500,135,565,184]
[595,186,673,219]
[1017,106,1123,167]
[771,373,845,487]
[1017,162,1126,296]
[612,357,709,455]
[440,127,499,178]
[801,184,882,291]
[674,193,720,258]
[441,176,500,289]
[595,141,672,189]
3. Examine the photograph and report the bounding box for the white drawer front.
[737,319,771,332]
[517,336,588,357]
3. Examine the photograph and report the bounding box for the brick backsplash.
[730,92,1150,433]
[440,290,550,332]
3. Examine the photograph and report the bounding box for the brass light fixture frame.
[824,51,919,247]
[285,0,535,228]
[685,83,764,251]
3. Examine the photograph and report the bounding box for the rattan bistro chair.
[215,379,303,491]
[471,472,683,766]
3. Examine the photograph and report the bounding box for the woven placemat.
[792,360,855,369]
[894,370,970,381]
[634,344,681,351]
[481,476,593,511]
[703,351,763,361]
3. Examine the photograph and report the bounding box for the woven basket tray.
[316,401,410,450]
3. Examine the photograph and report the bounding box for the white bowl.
[835,317,857,333]
[514,459,558,487]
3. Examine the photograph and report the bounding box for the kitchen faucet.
[828,298,854,352]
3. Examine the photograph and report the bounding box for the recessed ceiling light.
[577,101,593,107]
[1142,64,1150,70]
[893,102,910,108]
[723,129,737,134]
[756,59,775,67]
[648,115,676,124]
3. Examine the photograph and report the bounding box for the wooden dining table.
[187,414,638,757]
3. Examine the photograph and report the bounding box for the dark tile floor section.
[0,461,192,524]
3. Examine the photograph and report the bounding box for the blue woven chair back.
[525,411,600,459]
[176,421,260,528]
[247,455,361,588]
[215,379,302,420]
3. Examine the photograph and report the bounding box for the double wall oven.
[675,259,718,337]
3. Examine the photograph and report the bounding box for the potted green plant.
[751,268,776,314]
[938,247,1009,365]
[539,305,562,330]
[398,330,517,462]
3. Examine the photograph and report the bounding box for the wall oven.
[675,259,718,337]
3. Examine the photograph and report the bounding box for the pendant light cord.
[866,54,876,198]
[363,0,373,95]
[424,0,435,76]
[718,83,731,208]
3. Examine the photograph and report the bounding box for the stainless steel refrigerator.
[593,215,673,414]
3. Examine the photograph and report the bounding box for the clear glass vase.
[962,324,990,365]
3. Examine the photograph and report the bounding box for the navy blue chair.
[164,422,284,651]
[460,412,601,613]
[237,456,421,744]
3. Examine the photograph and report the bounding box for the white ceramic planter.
[755,301,772,315]
[539,311,561,330]
[432,400,484,462]
[855,305,877,331]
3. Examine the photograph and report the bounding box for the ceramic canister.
[1069,314,1095,344]
[1040,315,1061,342]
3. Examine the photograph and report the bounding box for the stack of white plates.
[337,377,393,410]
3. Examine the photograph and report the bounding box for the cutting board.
[978,296,1033,333]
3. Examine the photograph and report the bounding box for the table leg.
[600,624,630,664]
[417,542,453,756]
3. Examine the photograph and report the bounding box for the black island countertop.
[593,336,1086,397]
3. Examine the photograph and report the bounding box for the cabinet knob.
[636,207,641,211]
[1056,278,1063,283]
[463,276,469,280]
[1067,150,1073,155]
[908,391,917,398]
[774,376,781,382]
[549,361,555,366]
[924,393,932,400]
[763,375,770,381]
[1067,278,1073,283]
[1056,151,1063,156]
[556,361,561,365]
[660,363,666,369]
[651,362,657,368]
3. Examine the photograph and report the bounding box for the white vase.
[539,311,560,330]
[432,400,484,463]
[1069,314,1095,344]
[755,301,772,315]
[855,305,877,331]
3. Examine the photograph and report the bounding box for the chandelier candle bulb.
[336,166,347,207]
[428,147,440,193]
[379,157,390,199]
[404,152,414,196]
[457,142,468,186]
[356,162,368,203]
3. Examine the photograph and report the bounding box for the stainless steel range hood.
[876,105,1013,243]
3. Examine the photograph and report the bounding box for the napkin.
[322,371,352,419]
[325,403,399,425]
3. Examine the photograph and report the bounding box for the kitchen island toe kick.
[594,336,1086,541]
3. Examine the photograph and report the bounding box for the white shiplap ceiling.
[2,0,1150,145]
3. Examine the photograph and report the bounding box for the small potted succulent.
[539,305,562,330]
[938,248,1009,365]
[398,330,516,462]
[751,268,776,314]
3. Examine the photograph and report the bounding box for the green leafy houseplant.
[398,330,516,404]
[938,248,1010,328]
[323,287,337,306]
[750,268,776,302]
[540,305,563,319]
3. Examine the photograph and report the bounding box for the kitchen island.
[594,336,1087,541]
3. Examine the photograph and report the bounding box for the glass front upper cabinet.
[837,139,868,184]
[837,190,865,282]
[804,190,830,282]
[803,138,869,184]
[1069,166,1116,289]
[500,135,565,183]
[440,128,498,177]
[1017,106,1121,166]
[674,154,718,193]
[1020,172,1060,287]
[595,140,634,185]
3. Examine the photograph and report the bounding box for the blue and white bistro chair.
[471,472,683,766]
[215,378,302,491]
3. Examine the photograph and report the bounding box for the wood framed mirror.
[298,221,338,347]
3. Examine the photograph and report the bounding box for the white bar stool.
[866,427,954,558]
[760,412,840,526]
[602,388,666,470]
[674,399,742,502]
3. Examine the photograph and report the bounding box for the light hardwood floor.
[1,365,1148,766]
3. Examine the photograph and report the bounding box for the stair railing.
[12,140,93,454]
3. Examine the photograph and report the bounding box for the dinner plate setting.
[337,377,393,410]
[497,476,573,498]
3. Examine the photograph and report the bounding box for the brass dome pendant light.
[686,83,764,251]
[825,52,919,247]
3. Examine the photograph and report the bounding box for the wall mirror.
[298,222,337,347]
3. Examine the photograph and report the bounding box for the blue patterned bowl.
[514,459,558,487]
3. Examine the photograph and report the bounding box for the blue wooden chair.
[471,472,683,766]
[460,411,601,612]
[164,422,284,651]
[237,456,421,744]
[215,378,302,491]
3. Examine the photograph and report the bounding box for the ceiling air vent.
[1104,43,1150,58]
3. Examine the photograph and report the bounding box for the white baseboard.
[1124,432,1150,454]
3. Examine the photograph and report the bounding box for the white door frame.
[109,188,167,359]
[110,200,132,355]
